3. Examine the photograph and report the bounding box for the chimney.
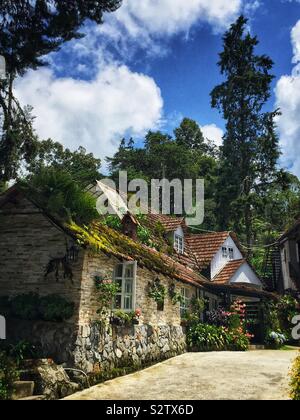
[121,212,138,241]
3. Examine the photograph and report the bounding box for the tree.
[0,1,122,76]
[0,0,122,182]
[211,16,280,248]
[107,121,219,230]
[27,139,102,187]
[174,118,206,151]
[23,167,98,225]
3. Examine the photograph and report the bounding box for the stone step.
[12,381,35,400]
[18,395,46,401]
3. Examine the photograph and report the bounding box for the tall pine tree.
[211,16,280,249]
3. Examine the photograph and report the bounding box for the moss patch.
[67,222,178,279]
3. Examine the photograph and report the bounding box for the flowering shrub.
[263,295,299,344]
[206,309,231,327]
[188,299,252,352]
[187,324,250,352]
[290,352,300,400]
[265,331,286,349]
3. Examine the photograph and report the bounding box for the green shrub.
[263,295,299,343]
[0,352,19,400]
[187,324,227,351]
[187,323,250,352]
[11,293,40,320]
[0,296,11,317]
[38,295,75,322]
[290,352,300,400]
[4,294,74,322]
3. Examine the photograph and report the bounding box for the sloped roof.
[185,232,236,269]
[279,218,300,242]
[213,259,246,284]
[67,222,207,288]
[147,213,186,232]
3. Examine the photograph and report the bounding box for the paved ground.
[64,350,298,400]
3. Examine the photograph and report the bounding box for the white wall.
[280,240,297,291]
[230,263,263,288]
[211,235,243,279]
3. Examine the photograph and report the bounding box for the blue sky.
[15,0,300,175]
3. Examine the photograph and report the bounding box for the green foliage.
[187,323,250,352]
[290,352,300,400]
[111,310,140,326]
[0,352,19,400]
[103,215,122,231]
[0,1,121,76]
[137,226,151,246]
[10,293,40,321]
[1,294,74,322]
[38,295,75,322]
[148,279,166,305]
[107,122,219,232]
[23,167,98,224]
[95,276,120,319]
[27,141,102,187]
[263,295,299,343]
[168,283,184,306]
[211,15,280,247]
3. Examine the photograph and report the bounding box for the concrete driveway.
[64,350,297,400]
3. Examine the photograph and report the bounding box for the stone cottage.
[0,186,272,374]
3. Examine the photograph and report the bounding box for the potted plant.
[132,308,142,325]
[148,278,166,311]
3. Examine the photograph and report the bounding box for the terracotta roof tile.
[147,214,186,232]
[213,260,246,284]
[185,232,230,268]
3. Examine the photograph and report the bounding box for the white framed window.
[222,247,228,258]
[180,287,190,317]
[175,234,184,254]
[113,261,137,312]
[228,247,234,260]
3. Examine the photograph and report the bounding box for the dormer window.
[228,247,234,260]
[175,234,184,254]
[222,247,228,258]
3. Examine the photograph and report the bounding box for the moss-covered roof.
[67,221,207,288]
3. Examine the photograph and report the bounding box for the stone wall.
[74,323,187,374]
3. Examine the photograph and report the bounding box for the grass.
[280,345,300,351]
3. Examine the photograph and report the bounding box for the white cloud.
[78,0,244,63]
[13,0,247,166]
[275,20,300,177]
[111,0,242,36]
[15,65,163,161]
[201,123,224,146]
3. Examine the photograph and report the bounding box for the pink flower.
[135,308,142,318]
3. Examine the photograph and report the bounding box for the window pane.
[125,264,134,278]
[114,295,122,309]
[115,264,123,278]
[125,279,133,294]
[123,295,132,310]
[115,279,122,291]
